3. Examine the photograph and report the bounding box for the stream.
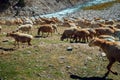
[37,0,114,19]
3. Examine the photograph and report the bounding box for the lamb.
[37,24,54,37]
[16,24,33,34]
[89,38,120,75]
[6,32,33,47]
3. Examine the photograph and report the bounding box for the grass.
[0,25,120,80]
[83,0,120,10]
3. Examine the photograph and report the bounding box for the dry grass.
[0,25,120,80]
[83,0,120,10]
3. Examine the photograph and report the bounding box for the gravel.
[69,3,120,20]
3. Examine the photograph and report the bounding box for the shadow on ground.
[70,74,113,80]
[0,47,15,51]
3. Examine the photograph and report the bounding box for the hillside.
[0,0,90,17]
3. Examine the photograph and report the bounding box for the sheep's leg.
[107,60,118,75]
[42,32,44,37]
[16,41,19,48]
[51,32,52,36]
[47,32,49,37]
[14,41,17,47]
[37,29,40,35]
[28,41,32,46]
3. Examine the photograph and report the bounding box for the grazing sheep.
[98,35,115,42]
[73,29,90,43]
[89,38,120,75]
[114,24,120,29]
[6,32,33,47]
[94,28,114,37]
[0,26,2,33]
[109,26,120,40]
[37,24,54,37]
[16,24,33,34]
[61,28,77,41]
[51,24,58,33]
[86,28,96,40]
[104,20,115,25]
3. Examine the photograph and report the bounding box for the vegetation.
[0,0,10,11]
[83,0,120,10]
[0,25,120,80]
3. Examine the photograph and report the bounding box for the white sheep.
[16,24,33,34]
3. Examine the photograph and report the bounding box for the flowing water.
[38,0,114,19]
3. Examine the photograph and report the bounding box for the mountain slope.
[0,0,90,17]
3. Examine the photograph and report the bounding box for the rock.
[100,52,106,57]
[58,56,67,63]
[67,46,73,51]
[26,51,32,54]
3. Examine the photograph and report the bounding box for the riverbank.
[69,3,120,20]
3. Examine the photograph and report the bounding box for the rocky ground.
[68,3,120,20]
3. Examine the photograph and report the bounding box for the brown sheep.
[60,28,77,41]
[109,26,120,40]
[94,28,114,37]
[37,24,54,37]
[86,28,96,40]
[89,38,120,75]
[73,29,90,43]
[6,32,33,47]
[104,20,115,25]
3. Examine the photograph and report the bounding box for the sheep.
[51,24,58,33]
[89,38,120,75]
[104,19,115,25]
[6,32,33,47]
[73,29,90,43]
[86,28,96,40]
[0,26,2,33]
[114,24,120,29]
[94,28,114,37]
[109,26,120,40]
[37,24,54,37]
[98,35,115,42]
[16,24,33,34]
[60,28,77,41]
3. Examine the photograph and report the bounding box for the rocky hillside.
[0,0,90,17]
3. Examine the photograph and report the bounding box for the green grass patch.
[83,0,120,10]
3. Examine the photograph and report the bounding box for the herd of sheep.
[0,16,120,77]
